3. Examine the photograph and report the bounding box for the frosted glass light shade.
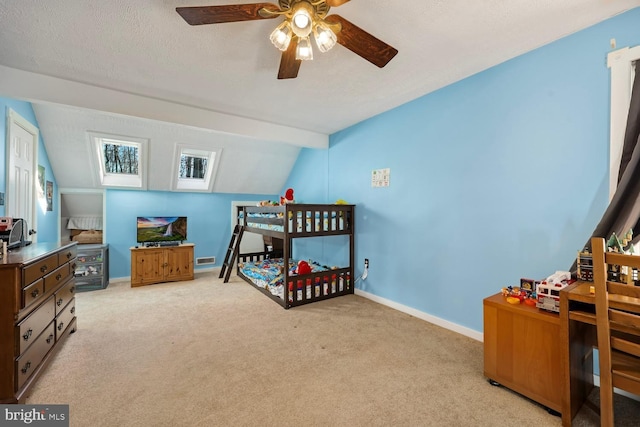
[270,21,292,51]
[314,22,337,53]
[296,37,313,60]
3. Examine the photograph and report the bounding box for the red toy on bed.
[295,260,311,275]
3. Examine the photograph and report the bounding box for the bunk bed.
[227,204,355,309]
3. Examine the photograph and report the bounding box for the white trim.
[6,108,39,243]
[607,46,640,199]
[354,288,484,342]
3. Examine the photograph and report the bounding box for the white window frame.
[171,144,221,192]
[607,46,640,200]
[88,132,148,190]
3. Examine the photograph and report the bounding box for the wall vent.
[196,256,216,265]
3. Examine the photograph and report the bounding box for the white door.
[6,109,38,243]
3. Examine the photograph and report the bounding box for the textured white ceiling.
[0,0,639,193]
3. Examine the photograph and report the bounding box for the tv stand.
[130,243,194,287]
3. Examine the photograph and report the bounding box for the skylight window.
[173,145,220,192]
[179,152,208,179]
[89,132,148,189]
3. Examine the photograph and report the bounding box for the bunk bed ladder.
[219,224,244,283]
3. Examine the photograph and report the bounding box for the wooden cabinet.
[0,242,77,404]
[483,292,563,414]
[130,244,194,287]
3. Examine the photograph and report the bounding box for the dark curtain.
[571,62,640,272]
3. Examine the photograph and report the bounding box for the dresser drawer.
[22,278,44,309]
[54,280,76,316]
[16,321,56,390]
[56,298,75,341]
[17,296,55,355]
[23,254,58,286]
[43,263,71,292]
[57,246,77,266]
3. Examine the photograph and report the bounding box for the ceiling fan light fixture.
[291,2,314,38]
[313,21,337,53]
[270,20,293,51]
[296,36,314,61]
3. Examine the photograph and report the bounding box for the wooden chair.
[591,237,640,426]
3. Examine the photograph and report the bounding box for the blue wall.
[105,190,271,278]
[283,8,640,333]
[0,97,59,242]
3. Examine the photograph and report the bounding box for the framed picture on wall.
[46,181,53,211]
[38,165,45,200]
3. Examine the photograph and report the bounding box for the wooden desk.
[559,281,598,426]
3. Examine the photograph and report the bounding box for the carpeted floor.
[25,271,639,426]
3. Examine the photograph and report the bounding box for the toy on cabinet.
[536,271,574,313]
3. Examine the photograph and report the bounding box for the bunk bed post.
[283,206,291,309]
[350,206,355,291]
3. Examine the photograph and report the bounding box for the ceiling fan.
[176,0,398,79]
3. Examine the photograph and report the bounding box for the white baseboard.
[593,375,640,402]
[354,288,484,342]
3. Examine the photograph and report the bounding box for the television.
[137,217,187,243]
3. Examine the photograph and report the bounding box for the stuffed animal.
[280,188,295,205]
[295,260,311,275]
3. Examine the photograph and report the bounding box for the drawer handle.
[70,306,76,315]
[66,252,72,259]
[70,286,75,294]
[22,328,33,341]
[71,262,77,271]
[31,289,39,298]
[40,265,48,273]
[56,273,62,281]
[57,298,64,307]
[46,334,54,344]
[57,322,64,331]
[21,361,31,374]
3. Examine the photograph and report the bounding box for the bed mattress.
[244,211,345,233]
[238,258,332,299]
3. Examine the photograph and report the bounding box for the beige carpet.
[25,272,639,426]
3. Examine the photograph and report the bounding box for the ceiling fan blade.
[326,0,351,7]
[278,40,302,79]
[176,3,279,25]
[325,14,398,68]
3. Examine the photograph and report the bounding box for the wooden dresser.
[0,242,78,403]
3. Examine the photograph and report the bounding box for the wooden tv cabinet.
[483,292,563,414]
[130,243,194,287]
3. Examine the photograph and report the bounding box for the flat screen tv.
[137,216,187,243]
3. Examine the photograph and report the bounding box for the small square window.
[179,153,208,179]
[173,145,220,192]
[102,139,139,175]
[89,132,148,189]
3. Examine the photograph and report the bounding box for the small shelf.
[75,244,109,292]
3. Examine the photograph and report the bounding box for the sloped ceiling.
[1,0,639,194]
